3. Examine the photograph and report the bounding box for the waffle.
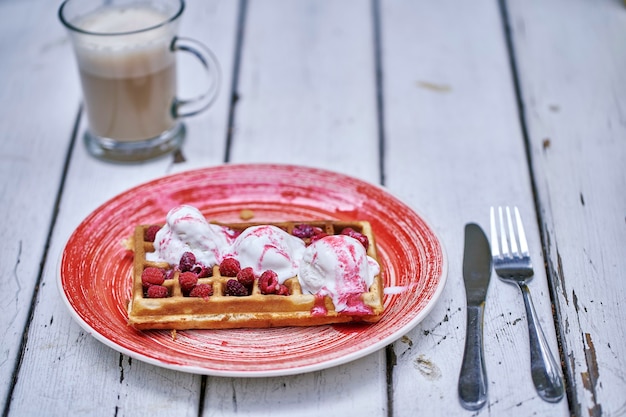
[127,220,384,330]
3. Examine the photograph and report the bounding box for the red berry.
[237,267,255,289]
[219,257,241,277]
[292,224,327,242]
[309,232,328,244]
[146,285,168,298]
[143,225,161,242]
[225,279,249,296]
[276,284,290,296]
[292,224,316,238]
[178,272,198,293]
[179,252,196,272]
[191,264,213,278]
[189,283,213,298]
[141,267,165,288]
[341,227,369,249]
[259,270,279,294]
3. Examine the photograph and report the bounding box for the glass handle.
[171,36,221,118]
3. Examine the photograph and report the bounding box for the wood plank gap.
[224,0,249,163]
[497,0,574,412]
[197,375,207,417]
[372,0,386,187]
[385,345,395,417]
[1,104,82,417]
[373,1,393,414]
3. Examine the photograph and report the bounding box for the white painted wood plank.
[0,0,81,411]
[379,0,570,415]
[203,1,387,416]
[229,0,380,180]
[507,0,626,415]
[6,1,239,416]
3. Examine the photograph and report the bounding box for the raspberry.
[276,284,289,296]
[259,270,279,294]
[292,224,316,238]
[164,269,176,280]
[292,224,327,241]
[341,227,369,249]
[237,267,256,289]
[219,257,241,277]
[178,272,198,293]
[189,283,213,298]
[191,264,213,278]
[225,279,248,296]
[141,267,165,288]
[309,231,328,244]
[143,225,161,242]
[179,252,196,272]
[146,285,168,298]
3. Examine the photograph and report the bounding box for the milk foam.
[71,6,176,78]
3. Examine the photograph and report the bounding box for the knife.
[458,223,492,410]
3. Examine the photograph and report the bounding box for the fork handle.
[458,304,488,410]
[519,283,565,402]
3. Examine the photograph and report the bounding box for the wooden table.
[2,1,624,415]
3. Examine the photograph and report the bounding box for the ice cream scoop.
[227,225,306,283]
[148,205,234,266]
[299,234,380,314]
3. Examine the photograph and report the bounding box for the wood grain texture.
[507,0,626,415]
[5,1,238,416]
[203,1,387,416]
[2,0,624,415]
[229,0,380,180]
[0,1,80,411]
[378,0,569,415]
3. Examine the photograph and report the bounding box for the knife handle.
[458,304,488,410]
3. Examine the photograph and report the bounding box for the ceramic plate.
[59,164,447,377]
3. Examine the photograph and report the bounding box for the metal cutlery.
[490,206,565,403]
[458,223,492,410]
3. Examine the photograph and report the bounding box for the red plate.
[59,164,447,377]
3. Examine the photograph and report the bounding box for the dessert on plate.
[127,205,384,329]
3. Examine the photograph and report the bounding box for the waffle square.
[127,220,384,330]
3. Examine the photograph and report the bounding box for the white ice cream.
[299,235,380,313]
[226,225,306,283]
[148,205,234,266]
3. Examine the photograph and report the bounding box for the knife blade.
[458,223,492,410]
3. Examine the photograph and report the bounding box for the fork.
[490,206,565,402]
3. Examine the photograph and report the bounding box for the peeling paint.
[421,310,459,346]
[401,336,413,347]
[581,333,602,417]
[416,81,451,93]
[557,251,569,304]
[414,355,442,380]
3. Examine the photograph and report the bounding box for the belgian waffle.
[127,220,384,330]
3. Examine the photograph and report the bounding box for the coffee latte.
[72,6,178,142]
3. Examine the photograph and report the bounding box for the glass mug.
[59,0,220,162]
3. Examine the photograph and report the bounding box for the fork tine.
[514,207,529,255]
[497,206,510,256]
[489,206,500,257]
[505,207,519,256]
